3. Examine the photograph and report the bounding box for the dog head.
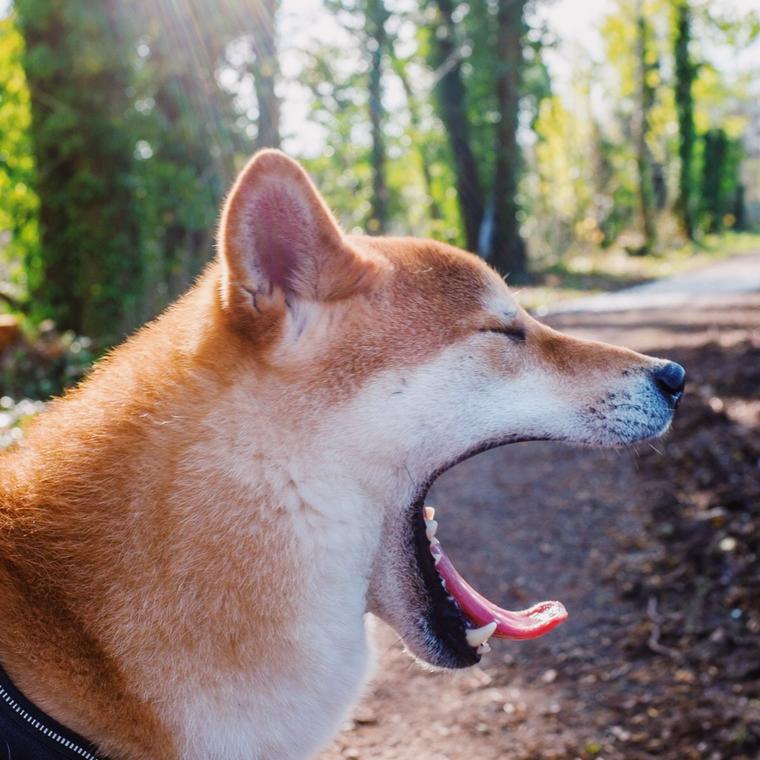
[217,150,684,668]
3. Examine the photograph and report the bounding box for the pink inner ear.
[223,151,369,304]
[248,184,309,296]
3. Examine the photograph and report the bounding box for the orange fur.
[0,272,303,758]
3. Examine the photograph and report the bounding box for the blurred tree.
[127,0,248,311]
[531,89,601,261]
[601,0,683,255]
[15,0,143,342]
[250,0,282,150]
[390,49,442,225]
[3,0,759,346]
[531,96,583,259]
[427,0,484,253]
[591,122,636,246]
[366,0,390,233]
[633,2,657,254]
[490,0,528,279]
[426,0,536,278]
[305,0,444,237]
[700,127,741,233]
[298,39,374,229]
[316,0,391,233]
[672,0,697,239]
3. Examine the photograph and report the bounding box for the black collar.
[0,662,107,759]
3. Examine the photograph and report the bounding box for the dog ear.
[219,150,375,317]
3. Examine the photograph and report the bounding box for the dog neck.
[0,268,383,759]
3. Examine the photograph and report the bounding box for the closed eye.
[479,326,527,343]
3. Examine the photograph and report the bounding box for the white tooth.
[424,506,436,520]
[466,621,497,648]
[430,545,442,564]
[477,642,491,655]
[425,519,438,541]
[429,537,440,546]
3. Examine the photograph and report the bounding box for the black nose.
[653,361,686,407]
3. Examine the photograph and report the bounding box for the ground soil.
[320,290,760,760]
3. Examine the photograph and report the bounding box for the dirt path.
[554,249,760,313]
[320,254,760,760]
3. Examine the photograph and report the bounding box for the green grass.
[516,231,760,313]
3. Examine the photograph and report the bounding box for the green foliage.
[15,0,143,343]
[298,12,459,243]
[531,95,594,257]
[298,41,379,231]
[0,0,757,361]
[6,0,263,339]
[0,13,38,295]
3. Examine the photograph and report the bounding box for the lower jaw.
[415,631,480,669]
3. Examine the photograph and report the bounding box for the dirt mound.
[604,337,760,759]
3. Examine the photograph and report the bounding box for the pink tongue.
[431,543,568,640]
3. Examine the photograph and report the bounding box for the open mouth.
[383,372,680,669]
[408,451,568,668]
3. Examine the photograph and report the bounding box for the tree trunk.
[367,0,389,233]
[701,128,728,233]
[429,0,484,252]
[634,4,657,255]
[250,0,281,150]
[490,0,528,280]
[673,0,696,239]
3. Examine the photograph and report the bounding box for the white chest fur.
[170,496,378,760]
[175,615,371,760]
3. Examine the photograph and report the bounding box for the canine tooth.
[425,519,438,541]
[477,642,491,655]
[466,621,497,648]
[424,506,436,520]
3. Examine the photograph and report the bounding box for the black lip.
[410,489,478,668]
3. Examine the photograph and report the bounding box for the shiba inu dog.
[0,151,684,760]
